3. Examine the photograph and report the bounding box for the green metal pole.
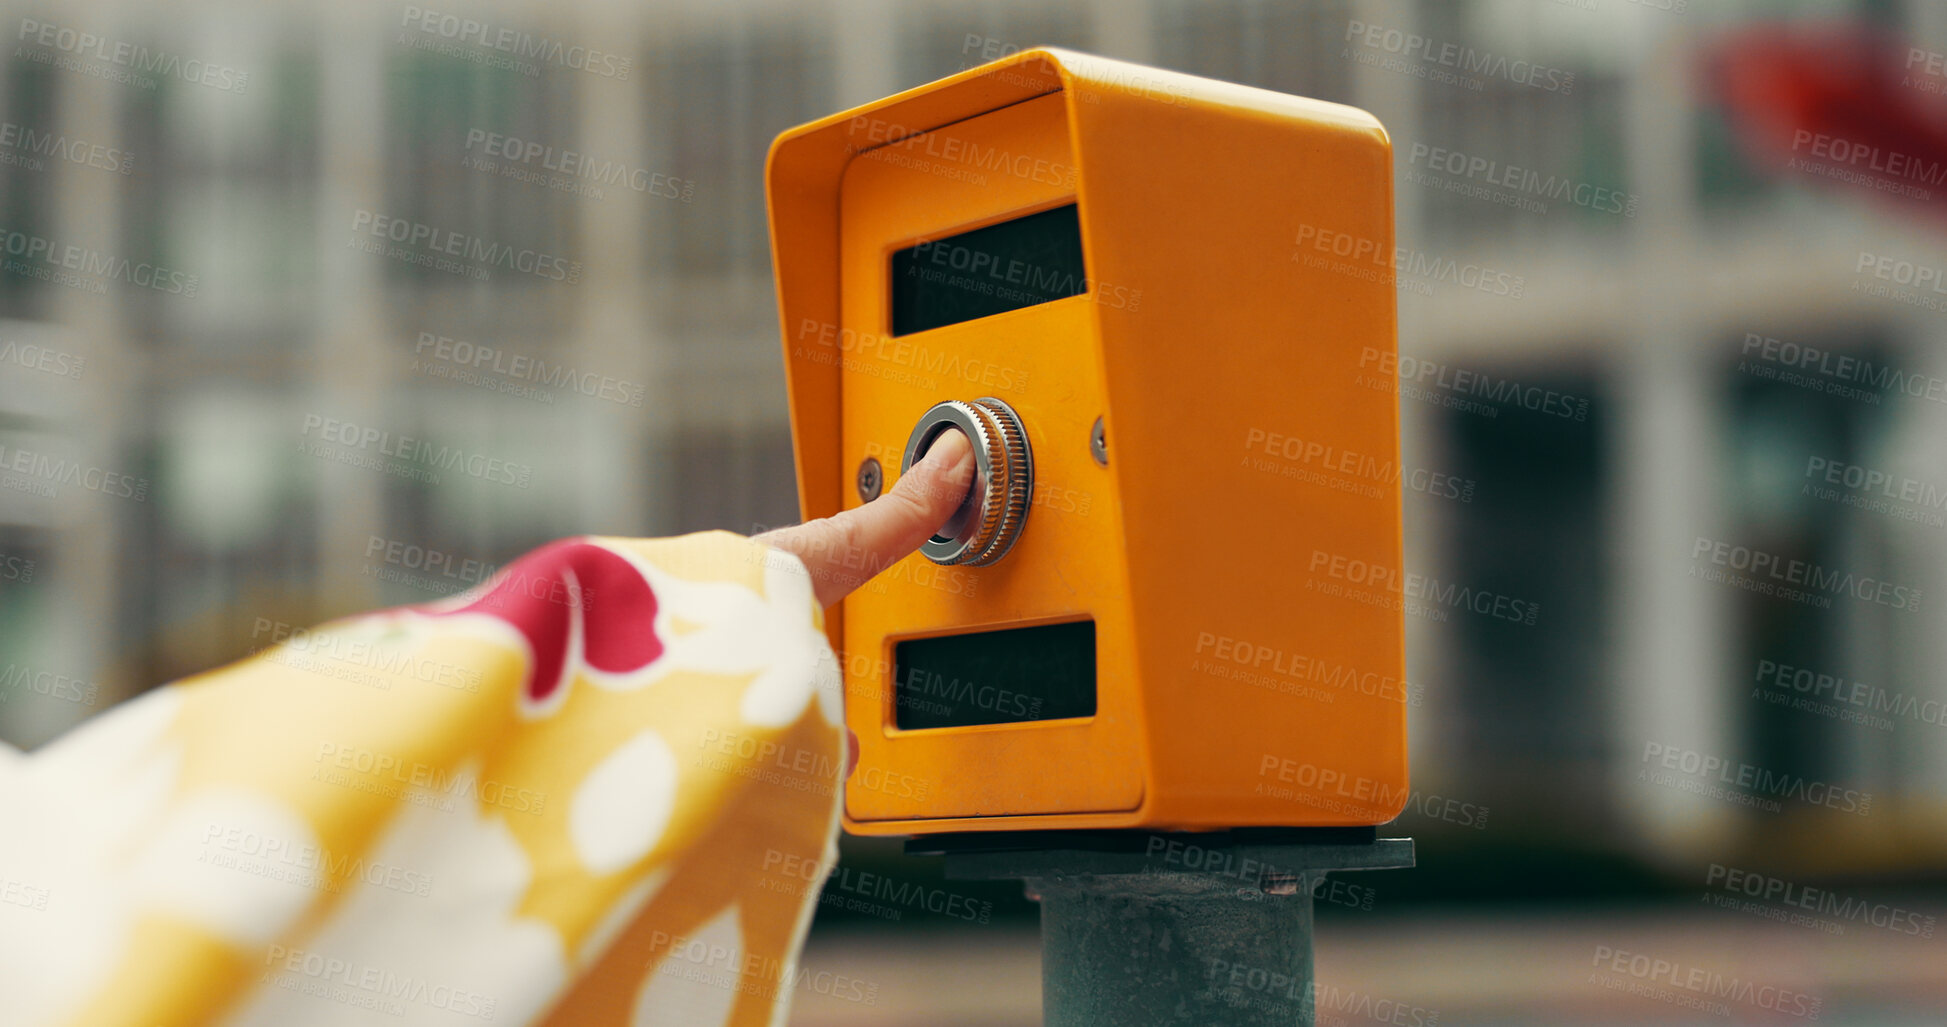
[929,832,1413,1027]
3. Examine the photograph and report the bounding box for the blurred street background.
[1,0,1944,1022]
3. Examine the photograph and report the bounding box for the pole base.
[920,830,1414,1027]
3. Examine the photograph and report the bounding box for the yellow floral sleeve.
[0,531,847,1027]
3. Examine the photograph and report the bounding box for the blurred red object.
[1708,22,1947,214]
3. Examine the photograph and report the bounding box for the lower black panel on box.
[893,620,1096,730]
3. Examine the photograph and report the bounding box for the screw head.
[1090,417,1108,467]
[856,457,882,502]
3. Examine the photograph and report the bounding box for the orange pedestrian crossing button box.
[766,48,1407,835]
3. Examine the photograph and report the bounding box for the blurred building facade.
[0,0,1942,887]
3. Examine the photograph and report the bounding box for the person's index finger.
[821,426,973,600]
[859,427,976,566]
[757,428,975,607]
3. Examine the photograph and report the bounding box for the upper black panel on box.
[890,204,1086,336]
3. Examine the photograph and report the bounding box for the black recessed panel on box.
[890,203,1086,336]
[893,619,1097,730]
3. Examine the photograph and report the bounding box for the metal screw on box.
[914,829,1413,1027]
[856,457,882,502]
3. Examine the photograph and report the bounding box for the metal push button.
[900,397,1033,566]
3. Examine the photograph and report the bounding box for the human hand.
[754,428,976,607]
[754,428,975,780]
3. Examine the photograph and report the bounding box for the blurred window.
[1153,0,1354,104]
[1722,328,1902,787]
[1441,368,1611,827]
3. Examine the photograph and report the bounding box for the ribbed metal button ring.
[899,397,1034,566]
